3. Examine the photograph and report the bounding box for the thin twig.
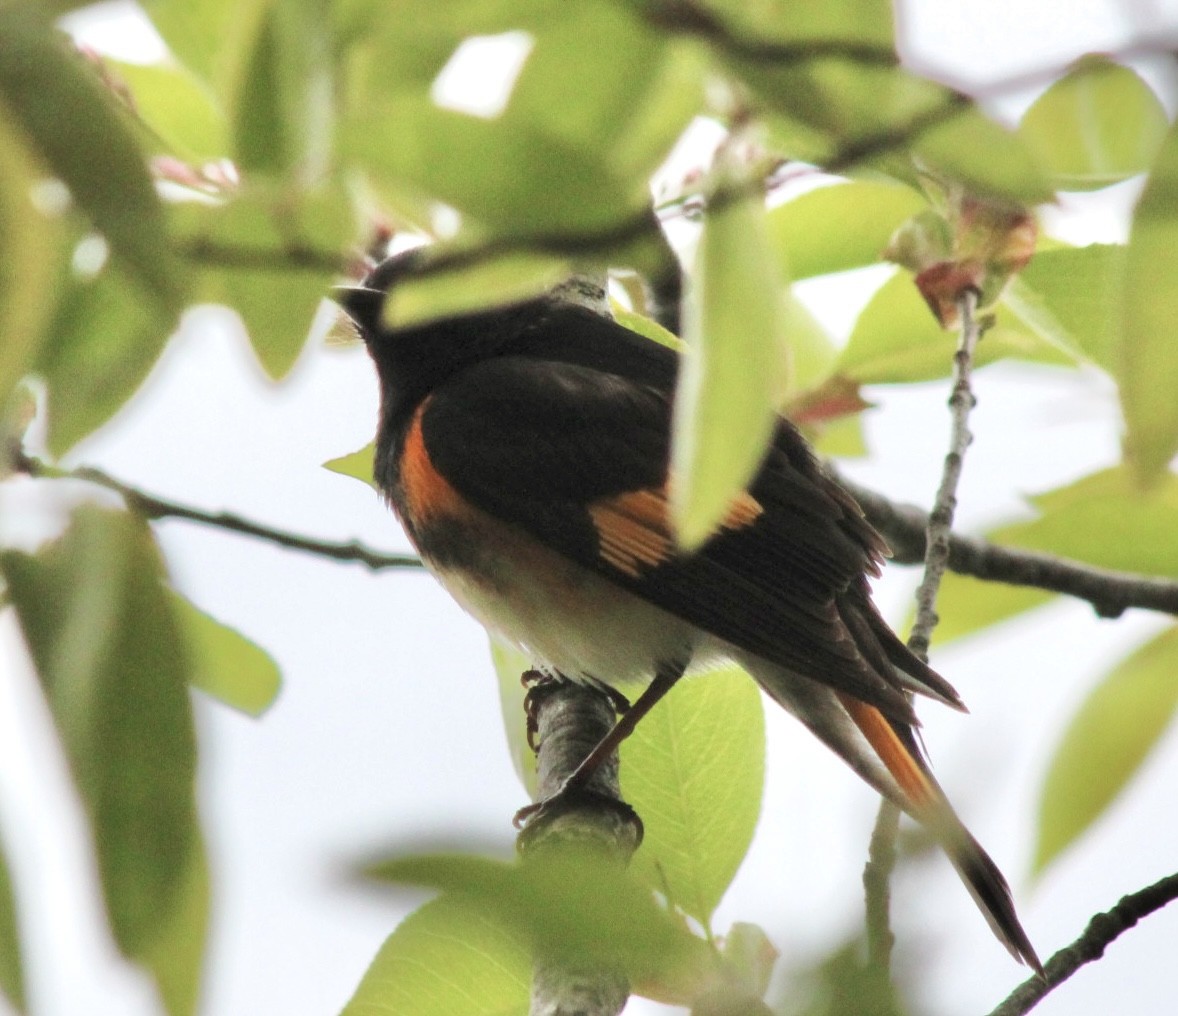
[12,450,422,571]
[908,288,983,660]
[985,872,1178,1016]
[922,32,1178,102]
[13,451,1178,614]
[862,800,901,988]
[178,238,347,274]
[863,289,983,977]
[624,0,899,66]
[843,480,1178,618]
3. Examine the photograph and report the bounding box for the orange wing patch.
[589,485,763,578]
[837,693,937,813]
[589,489,674,578]
[399,401,470,524]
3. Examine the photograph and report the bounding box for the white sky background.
[2,1,1178,1015]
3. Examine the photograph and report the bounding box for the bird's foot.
[521,669,562,752]
[521,671,631,752]
[514,780,644,848]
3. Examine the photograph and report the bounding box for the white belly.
[428,543,704,690]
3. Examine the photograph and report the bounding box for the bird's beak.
[332,284,385,335]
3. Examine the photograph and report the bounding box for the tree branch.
[12,450,422,571]
[864,290,983,977]
[862,799,900,990]
[908,288,982,659]
[986,872,1178,1016]
[517,679,642,1016]
[624,0,899,66]
[13,450,1178,614]
[842,480,1178,619]
[178,238,348,274]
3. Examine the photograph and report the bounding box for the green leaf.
[810,411,867,459]
[233,7,291,174]
[168,589,281,716]
[344,94,642,236]
[0,839,26,1014]
[697,0,893,47]
[505,3,702,186]
[0,507,205,1008]
[35,258,178,456]
[913,105,1055,204]
[109,59,229,163]
[343,2,699,238]
[620,667,765,927]
[1034,625,1178,874]
[175,186,353,379]
[333,0,541,113]
[781,291,839,394]
[139,841,211,1016]
[610,303,684,351]
[923,466,1178,646]
[0,101,59,415]
[490,640,538,800]
[673,194,791,548]
[383,251,569,330]
[340,895,530,1016]
[718,922,778,1000]
[836,269,1074,384]
[737,54,1050,203]
[1120,118,1178,481]
[323,442,376,488]
[767,181,926,280]
[141,0,270,103]
[233,0,333,180]
[1000,245,1123,372]
[0,8,181,312]
[366,849,711,992]
[1019,58,1169,191]
[1002,467,1178,577]
[735,61,915,168]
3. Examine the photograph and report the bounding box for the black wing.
[421,308,956,721]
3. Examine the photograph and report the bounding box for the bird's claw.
[514,783,644,846]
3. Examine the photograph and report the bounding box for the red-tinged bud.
[914,260,986,328]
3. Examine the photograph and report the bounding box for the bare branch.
[926,32,1178,101]
[178,238,348,274]
[862,799,901,988]
[842,481,1178,619]
[986,872,1178,1016]
[908,289,982,659]
[863,290,983,977]
[14,450,1178,614]
[624,0,899,66]
[12,451,422,572]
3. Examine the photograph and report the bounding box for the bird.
[337,246,1041,973]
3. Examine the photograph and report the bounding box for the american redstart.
[336,248,1041,972]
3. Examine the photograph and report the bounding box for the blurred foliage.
[0,1,1176,1013]
[1034,625,1178,876]
[0,507,205,1016]
[0,841,25,1014]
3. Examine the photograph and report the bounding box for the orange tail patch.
[838,693,938,814]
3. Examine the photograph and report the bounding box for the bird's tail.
[739,653,1042,974]
[837,693,1043,974]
